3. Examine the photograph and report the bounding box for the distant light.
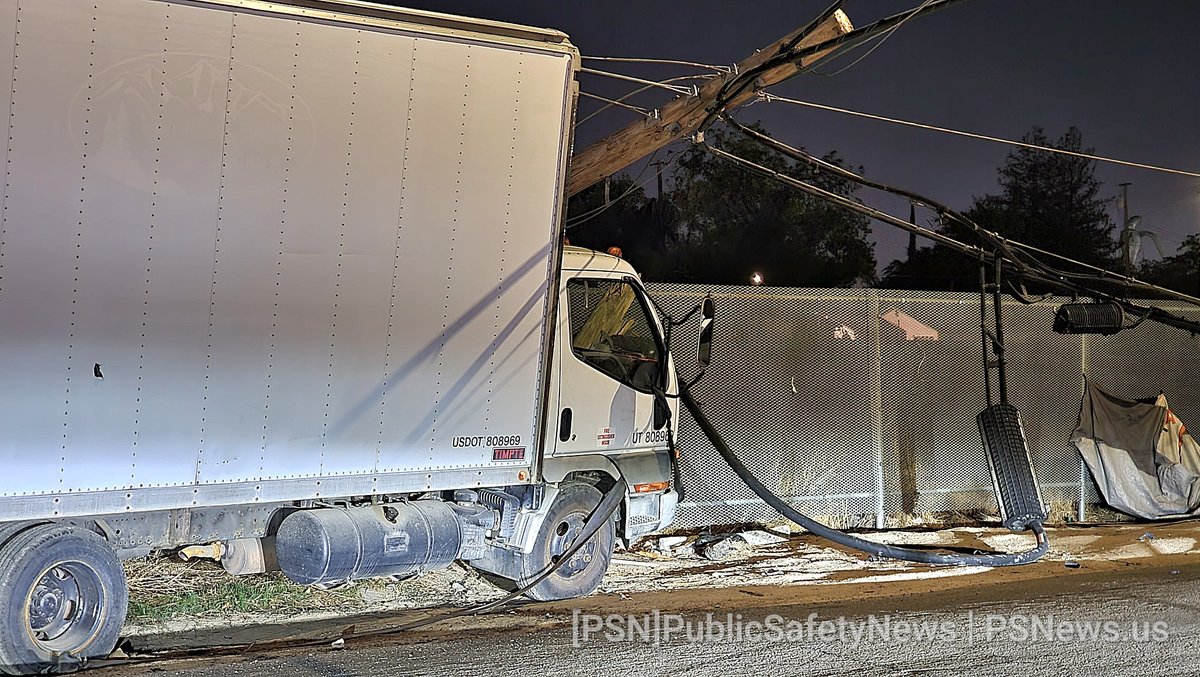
[750,272,764,285]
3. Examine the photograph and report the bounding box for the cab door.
[552,276,672,456]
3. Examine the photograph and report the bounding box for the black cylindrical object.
[275,501,464,585]
[1053,302,1125,335]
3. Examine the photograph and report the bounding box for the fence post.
[870,291,886,529]
[1079,335,1088,522]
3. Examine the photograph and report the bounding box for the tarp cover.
[1073,381,1200,519]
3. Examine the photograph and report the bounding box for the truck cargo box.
[0,0,579,520]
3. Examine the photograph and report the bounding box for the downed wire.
[720,113,1030,275]
[682,387,1050,566]
[94,480,629,668]
[699,141,991,263]
[720,114,1200,305]
[755,93,1200,181]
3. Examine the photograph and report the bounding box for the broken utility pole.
[565,9,854,197]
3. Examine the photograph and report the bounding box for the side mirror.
[696,296,714,368]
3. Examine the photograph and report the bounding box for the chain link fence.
[647,284,1200,529]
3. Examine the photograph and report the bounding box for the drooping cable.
[682,387,1049,566]
[811,0,937,77]
[582,55,732,74]
[579,66,696,96]
[565,149,673,230]
[577,75,717,126]
[717,115,1200,318]
[578,90,656,120]
[698,0,974,132]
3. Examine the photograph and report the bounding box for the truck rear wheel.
[0,524,127,675]
[520,483,615,601]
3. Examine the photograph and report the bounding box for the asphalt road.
[102,558,1200,677]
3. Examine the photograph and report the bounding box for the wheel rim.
[25,562,106,654]
[547,511,598,579]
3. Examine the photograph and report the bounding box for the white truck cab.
[468,246,684,600]
[548,246,680,533]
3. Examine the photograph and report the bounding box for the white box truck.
[0,0,702,671]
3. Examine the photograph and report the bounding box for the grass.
[124,498,1140,623]
[124,557,361,623]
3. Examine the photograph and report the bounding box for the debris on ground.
[700,530,788,561]
[122,521,1200,645]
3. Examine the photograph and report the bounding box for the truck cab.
[549,246,680,537]
[466,246,684,600]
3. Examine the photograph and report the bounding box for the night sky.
[395,0,1200,273]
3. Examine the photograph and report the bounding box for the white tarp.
[1073,382,1200,519]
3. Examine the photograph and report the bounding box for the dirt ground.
[117,518,1200,656]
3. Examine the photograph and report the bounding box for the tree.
[1139,234,1200,297]
[564,174,682,281]
[668,125,876,287]
[881,127,1118,291]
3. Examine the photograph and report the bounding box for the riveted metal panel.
[255,17,357,481]
[127,4,232,489]
[0,0,13,182]
[66,0,205,494]
[0,0,96,494]
[0,0,573,520]
[312,25,409,478]
[199,10,292,485]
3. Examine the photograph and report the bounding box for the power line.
[811,0,937,77]
[758,93,1200,180]
[582,55,732,74]
[579,66,696,96]
[720,113,1200,307]
[564,149,670,230]
[578,90,656,120]
[697,0,972,134]
[699,135,1200,333]
[577,75,716,127]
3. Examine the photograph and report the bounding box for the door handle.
[559,408,573,442]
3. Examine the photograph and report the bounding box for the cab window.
[566,278,662,392]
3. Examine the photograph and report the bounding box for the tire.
[0,524,127,675]
[519,483,615,602]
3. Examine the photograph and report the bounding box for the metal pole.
[1119,182,1131,229]
[1079,458,1088,523]
[1078,342,1089,522]
[979,259,992,406]
[870,291,886,529]
[991,258,1008,404]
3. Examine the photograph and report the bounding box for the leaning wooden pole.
[565,10,853,197]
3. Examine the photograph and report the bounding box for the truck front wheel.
[0,524,127,675]
[520,482,615,601]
